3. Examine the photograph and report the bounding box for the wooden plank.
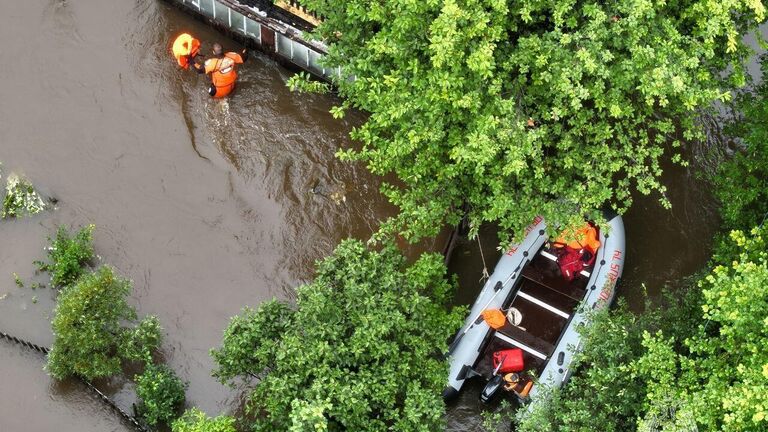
[521,264,584,301]
[496,323,555,358]
[517,291,570,319]
[495,332,547,360]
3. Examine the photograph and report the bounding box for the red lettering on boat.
[506,216,543,255]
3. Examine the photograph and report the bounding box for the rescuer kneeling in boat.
[192,43,248,98]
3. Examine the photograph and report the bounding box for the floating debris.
[330,190,347,205]
[2,173,46,218]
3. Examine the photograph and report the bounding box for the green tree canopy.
[299,0,765,243]
[171,409,237,432]
[637,226,768,431]
[211,239,464,431]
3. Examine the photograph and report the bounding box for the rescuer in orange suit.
[192,43,248,98]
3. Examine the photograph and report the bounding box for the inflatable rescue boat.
[444,210,625,405]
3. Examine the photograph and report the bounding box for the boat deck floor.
[476,243,596,379]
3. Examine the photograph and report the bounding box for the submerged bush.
[38,225,95,288]
[120,315,163,364]
[47,264,163,381]
[171,408,236,432]
[2,173,45,218]
[286,72,330,94]
[135,364,187,426]
[47,266,136,380]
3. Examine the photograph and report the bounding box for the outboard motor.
[480,375,504,404]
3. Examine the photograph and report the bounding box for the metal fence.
[0,330,149,432]
[174,0,340,81]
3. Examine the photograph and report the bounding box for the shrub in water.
[211,239,465,431]
[38,224,95,288]
[47,265,136,380]
[135,364,187,426]
[120,315,163,365]
[171,408,236,432]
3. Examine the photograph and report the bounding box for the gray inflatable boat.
[443,211,625,402]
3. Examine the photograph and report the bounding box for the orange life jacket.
[204,52,244,98]
[172,33,200,69]
[554,223,601,253]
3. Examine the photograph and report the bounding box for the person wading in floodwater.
[192,43,248,98]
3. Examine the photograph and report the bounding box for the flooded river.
[0,1,722,431]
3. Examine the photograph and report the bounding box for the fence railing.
[0,330,149,432]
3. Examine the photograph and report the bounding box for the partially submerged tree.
[135,364,187,426]
[636,226,768,431]
[211,239,465,431]
[715,53,768,231]
[515,227,768,432]
[298,0,765,243]
[47,265,161,380]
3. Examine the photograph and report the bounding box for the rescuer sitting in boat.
[192,43,248,98]
[502,372,533,400]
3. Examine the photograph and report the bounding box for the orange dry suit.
[553,222,601,281]
[172,33,201,69]
[199,51,246,98]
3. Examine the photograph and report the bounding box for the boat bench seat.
[522,258,585,301]
[495,322,555,360]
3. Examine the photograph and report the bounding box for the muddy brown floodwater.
[0,0,730,431]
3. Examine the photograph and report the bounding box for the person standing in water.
[193,43,248,98]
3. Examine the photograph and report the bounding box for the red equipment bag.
[492,348,524,373]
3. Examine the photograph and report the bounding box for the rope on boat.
[0,330,150,432]
[477,235,490,282]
